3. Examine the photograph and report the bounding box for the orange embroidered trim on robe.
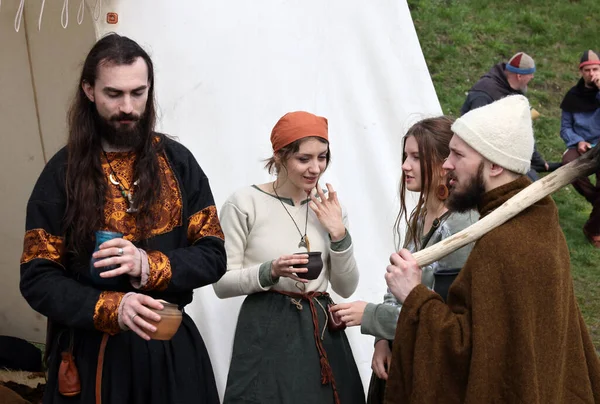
[93,291,124,335]
[101,151,183,241]
[187,205,225,245]
[21,228,65,267]
[141,251,172,291]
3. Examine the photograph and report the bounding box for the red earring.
[436,184,449,201]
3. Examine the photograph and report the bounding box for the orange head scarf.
[270,111,329,152]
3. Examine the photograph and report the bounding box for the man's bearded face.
[95,110,144,149]
[446,162,486,212]
[83,57,150,149]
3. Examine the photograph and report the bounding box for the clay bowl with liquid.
[292,251,323,280]
[144,300,182,340]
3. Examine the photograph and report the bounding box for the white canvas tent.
[0,0,441,398]
[0,0,97,343]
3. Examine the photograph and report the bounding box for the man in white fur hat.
[382,95,600,404]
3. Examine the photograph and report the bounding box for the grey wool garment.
[361,210,478,341]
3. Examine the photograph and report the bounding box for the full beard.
[446,162,486,213]
[95,110,146,149]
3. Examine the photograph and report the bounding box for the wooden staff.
[413,144,600,267]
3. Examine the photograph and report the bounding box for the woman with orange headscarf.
[213,111,365,404]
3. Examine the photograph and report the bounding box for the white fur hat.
[451,95,534,174]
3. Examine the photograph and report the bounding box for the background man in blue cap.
[460,51,557,181]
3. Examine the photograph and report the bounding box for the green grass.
[409,0,600,350]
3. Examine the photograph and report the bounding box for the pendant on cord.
[125,191,138,213]
[299,235,311,252]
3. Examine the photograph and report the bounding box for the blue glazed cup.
[90,230,123,285]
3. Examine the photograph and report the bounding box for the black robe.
[20,135,227,404]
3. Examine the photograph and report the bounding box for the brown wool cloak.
[384,176,600,403]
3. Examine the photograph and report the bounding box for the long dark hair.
[393,116,454,251]
[64,33,163,252]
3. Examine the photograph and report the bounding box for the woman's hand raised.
[309,183,346,242]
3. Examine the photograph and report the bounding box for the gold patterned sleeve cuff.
[93,291,124,335]
[187,205,225,245]
[141,250,172,292]
[21,228,65,267]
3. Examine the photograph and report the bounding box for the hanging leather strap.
[95,333,109,404]
[272,290,341,404]
[421,210,452,249]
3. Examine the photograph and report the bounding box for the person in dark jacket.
[559,49,600,247]
[460,52,559,180]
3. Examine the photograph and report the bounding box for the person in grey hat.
[460,52,559,181]
[461,52,536,114]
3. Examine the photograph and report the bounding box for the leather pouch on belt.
[327,303,346,332]
[58,351,81,397]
